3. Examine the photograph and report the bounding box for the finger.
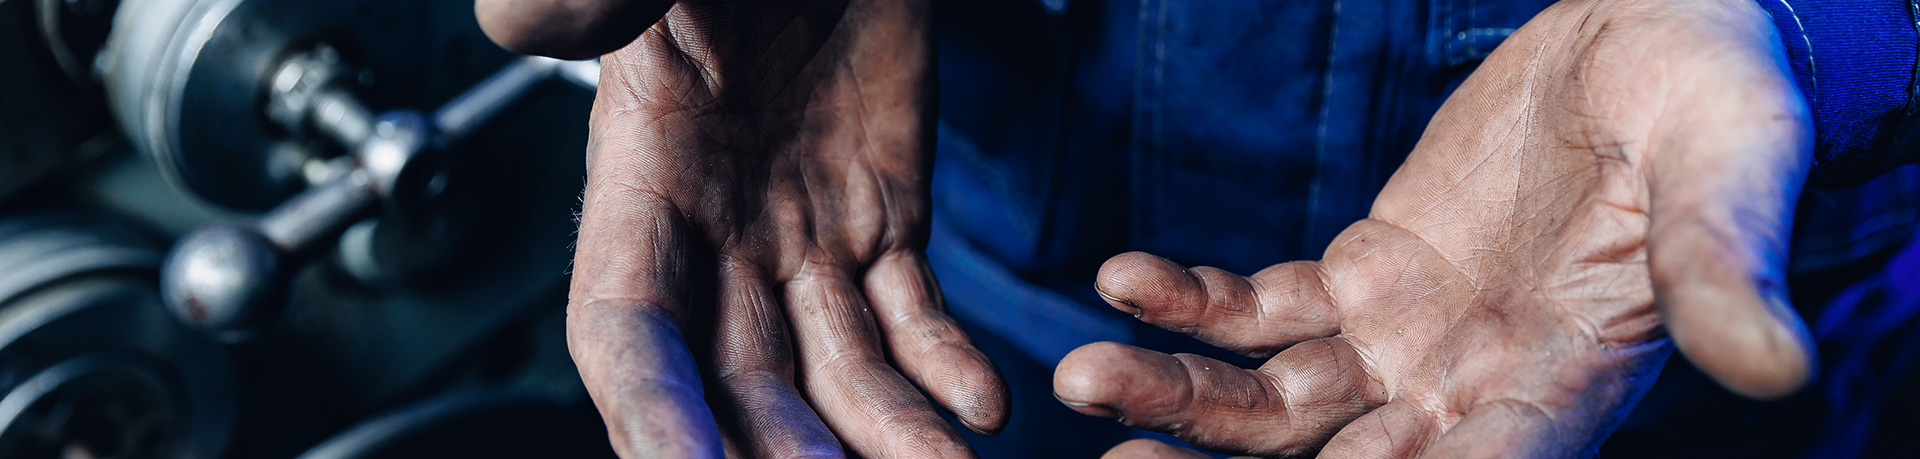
[568,300,724,458]
[1100,439,1218,459]
[1401,400,1586,459]
[785,262,974,457]
[569,178,723,457]
[475,0,675,59]
[1052,339,1385,457]
[710,259,844,458]
[1644,22,1816,399]
[864,250,1011,434]
[1317,399,1442,459]
[1095,252,1341,358]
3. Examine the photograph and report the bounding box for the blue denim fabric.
[930,0,1920,456]
[1755,0,1919,186]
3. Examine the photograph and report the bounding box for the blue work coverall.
[925,0,1920,456]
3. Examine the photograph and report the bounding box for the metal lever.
[159,53,598,335]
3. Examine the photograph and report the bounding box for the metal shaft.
[161,51,597,336]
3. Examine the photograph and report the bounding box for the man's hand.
[477,0,1010,457]
[1054,0,1814,456]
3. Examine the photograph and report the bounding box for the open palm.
[1055,0,1815,456]
[479,0,1010,457]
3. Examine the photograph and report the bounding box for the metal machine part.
[160,52,595,335]
[0,0,117,202]
[87,0,597,385]
[96,0,598,336]
[0,212,234,459]
[35,0,122,83]
[98,0,525,210]
[4,0,608,455]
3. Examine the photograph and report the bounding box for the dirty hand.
[1055,0,1814,456]
[477,0,1010,457]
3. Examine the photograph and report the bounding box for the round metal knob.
[159,168,376,334]
[153,52,595,337]
[159,225,282,333]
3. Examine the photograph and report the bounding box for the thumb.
[476,0,676,59]
[1644,38,1816,400]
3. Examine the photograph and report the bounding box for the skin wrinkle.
[790,264,877,355]
[507,0,1005,455]
[1347,225,1481,381]
[644,22,714,114]
[1379,412,1398,455]
[741,7,833,100]
[863,164,898,257]
[492,0,1816,455]
[714,258,790,366]
[864,250,1006,433]
[1054,0,1817,456]
[835,59,889,250]
[1243,264,1339,356]
[579,188,688,309]
[721,385,834,457]
[569,300,717,457]
[1367,217,1477,293]
[1267,360,1300,441]
[665,8,725,98]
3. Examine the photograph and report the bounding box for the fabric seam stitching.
[1777,0,1819,106]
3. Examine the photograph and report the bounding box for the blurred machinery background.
[0,0,614,456]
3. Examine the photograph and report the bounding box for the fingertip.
[1095,252,1194,316]
[1746,292,1819,398]
[963,403,1012,436]
[1101,439,1214,459]
[476,0,673,59]
[1694,321,1815,400]
[1648,210,1816,400]
[1052,391,1121,419]
[949,355,1013,436]
[1664,286,1817,400]
[1053,342,1184,421]
[1725,352,1815,400]
[919,363,1013,437]
[1052,342,1137,417]
[862,253,1014,436]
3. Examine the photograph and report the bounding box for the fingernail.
[959,420,1001,436]
[952,408,1004,436]
[1053,392,1121,419]
[1095,289,1143,317]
